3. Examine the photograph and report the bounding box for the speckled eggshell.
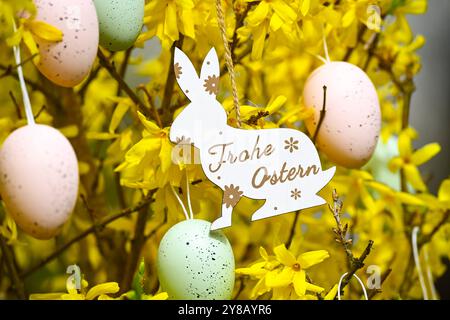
[34,0,99,87]
[0,125,79,239]
[93,0,144,51]
[157,219,235,300]
[303,61,381,168]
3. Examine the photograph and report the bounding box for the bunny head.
[170,48,227,148]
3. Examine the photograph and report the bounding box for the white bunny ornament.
[170,48,336,231]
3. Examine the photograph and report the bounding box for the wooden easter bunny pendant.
[170,48,336,231]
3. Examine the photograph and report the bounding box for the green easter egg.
[93,0,144,51]
[157,219,235,300]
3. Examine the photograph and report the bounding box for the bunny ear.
[174,47,201,101]
[200,48,220,97]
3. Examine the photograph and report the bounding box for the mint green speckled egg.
[93,0,144,51]
[157,219,235,300]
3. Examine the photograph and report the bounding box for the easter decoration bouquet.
[0,0,448,301]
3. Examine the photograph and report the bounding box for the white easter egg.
[0,124,79,239]
[157,219,235,300]
[93,0,144,51]
[34,0,99,87]
[303,61,381,168]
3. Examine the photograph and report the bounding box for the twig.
[21,191,156,278]
[8,91,22,119]
[0,64,62,109]
[0,236,26,299]
[419,210,450,248]
[138,85,163,128]
[120,202,152,293]
[97,49,148,116]
[245,111,269,126]
[33,105,46,120]
[312,85,327,144]
[286,211,300,248]
[329,189,374,296]
[368,268,392,299]
[143,210,168,242]
[161,36,184,126]
[118,48,133,94]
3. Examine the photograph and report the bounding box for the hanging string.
[423,246,438,300]
[322,28,331,63]
[186,173,194,220]
[12,20,35,125]
[411,226,429,300]
[337,272,368,300]
[215,0,241,128]
[170,185,190,221]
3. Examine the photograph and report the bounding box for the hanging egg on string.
[33,0,99,87]
[0,40,79,240]
[93,0,145,51]
[303,47,381,168]
[157,183,235,300]
[158,219,235,300]
[0,124,79,240]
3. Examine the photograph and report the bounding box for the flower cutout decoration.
[223,184,244,208]
[174,62,182,79]
[203,75,219,95]
[284,137,299,153]
[291,188,301,200]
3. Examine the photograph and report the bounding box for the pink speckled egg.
[303,61,381,168]
[0,125,79,239]
[34,0,99,87]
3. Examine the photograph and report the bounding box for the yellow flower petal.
[298,250,329,269]
[26,20,63,42]
[300,0,311,16]
[270,1,297,24]
[148,292,169,300]
[305,282,324,293]
[395,191,424,206]
[251,21,268,60]
[22,30,39,62]
[85,282,120,300]
[259,246,269,261]
[247,1,270,27]
[265,268,294,287]
[404,163,426,192]
[438,179,450,202]
[109,102,131,133]
[164,1,179,42]
[292,269,306,296]
[273,244,297,266]
[411,143,441,166]
[324,284,338,300]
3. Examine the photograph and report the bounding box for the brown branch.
[368,268,392,299]
[138,85,163,128]
[329,189,374,296]
[0,236,26,299]
[286,211,300,248]
[0,64,61,109]
[120,202,152,293]
[312,85,327,144]
[8,91,22,119]
[161,35,184,126]
[21,191,156,278]
[97,49,148,116]
[245,111,269,126]
[419,210,450,248]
